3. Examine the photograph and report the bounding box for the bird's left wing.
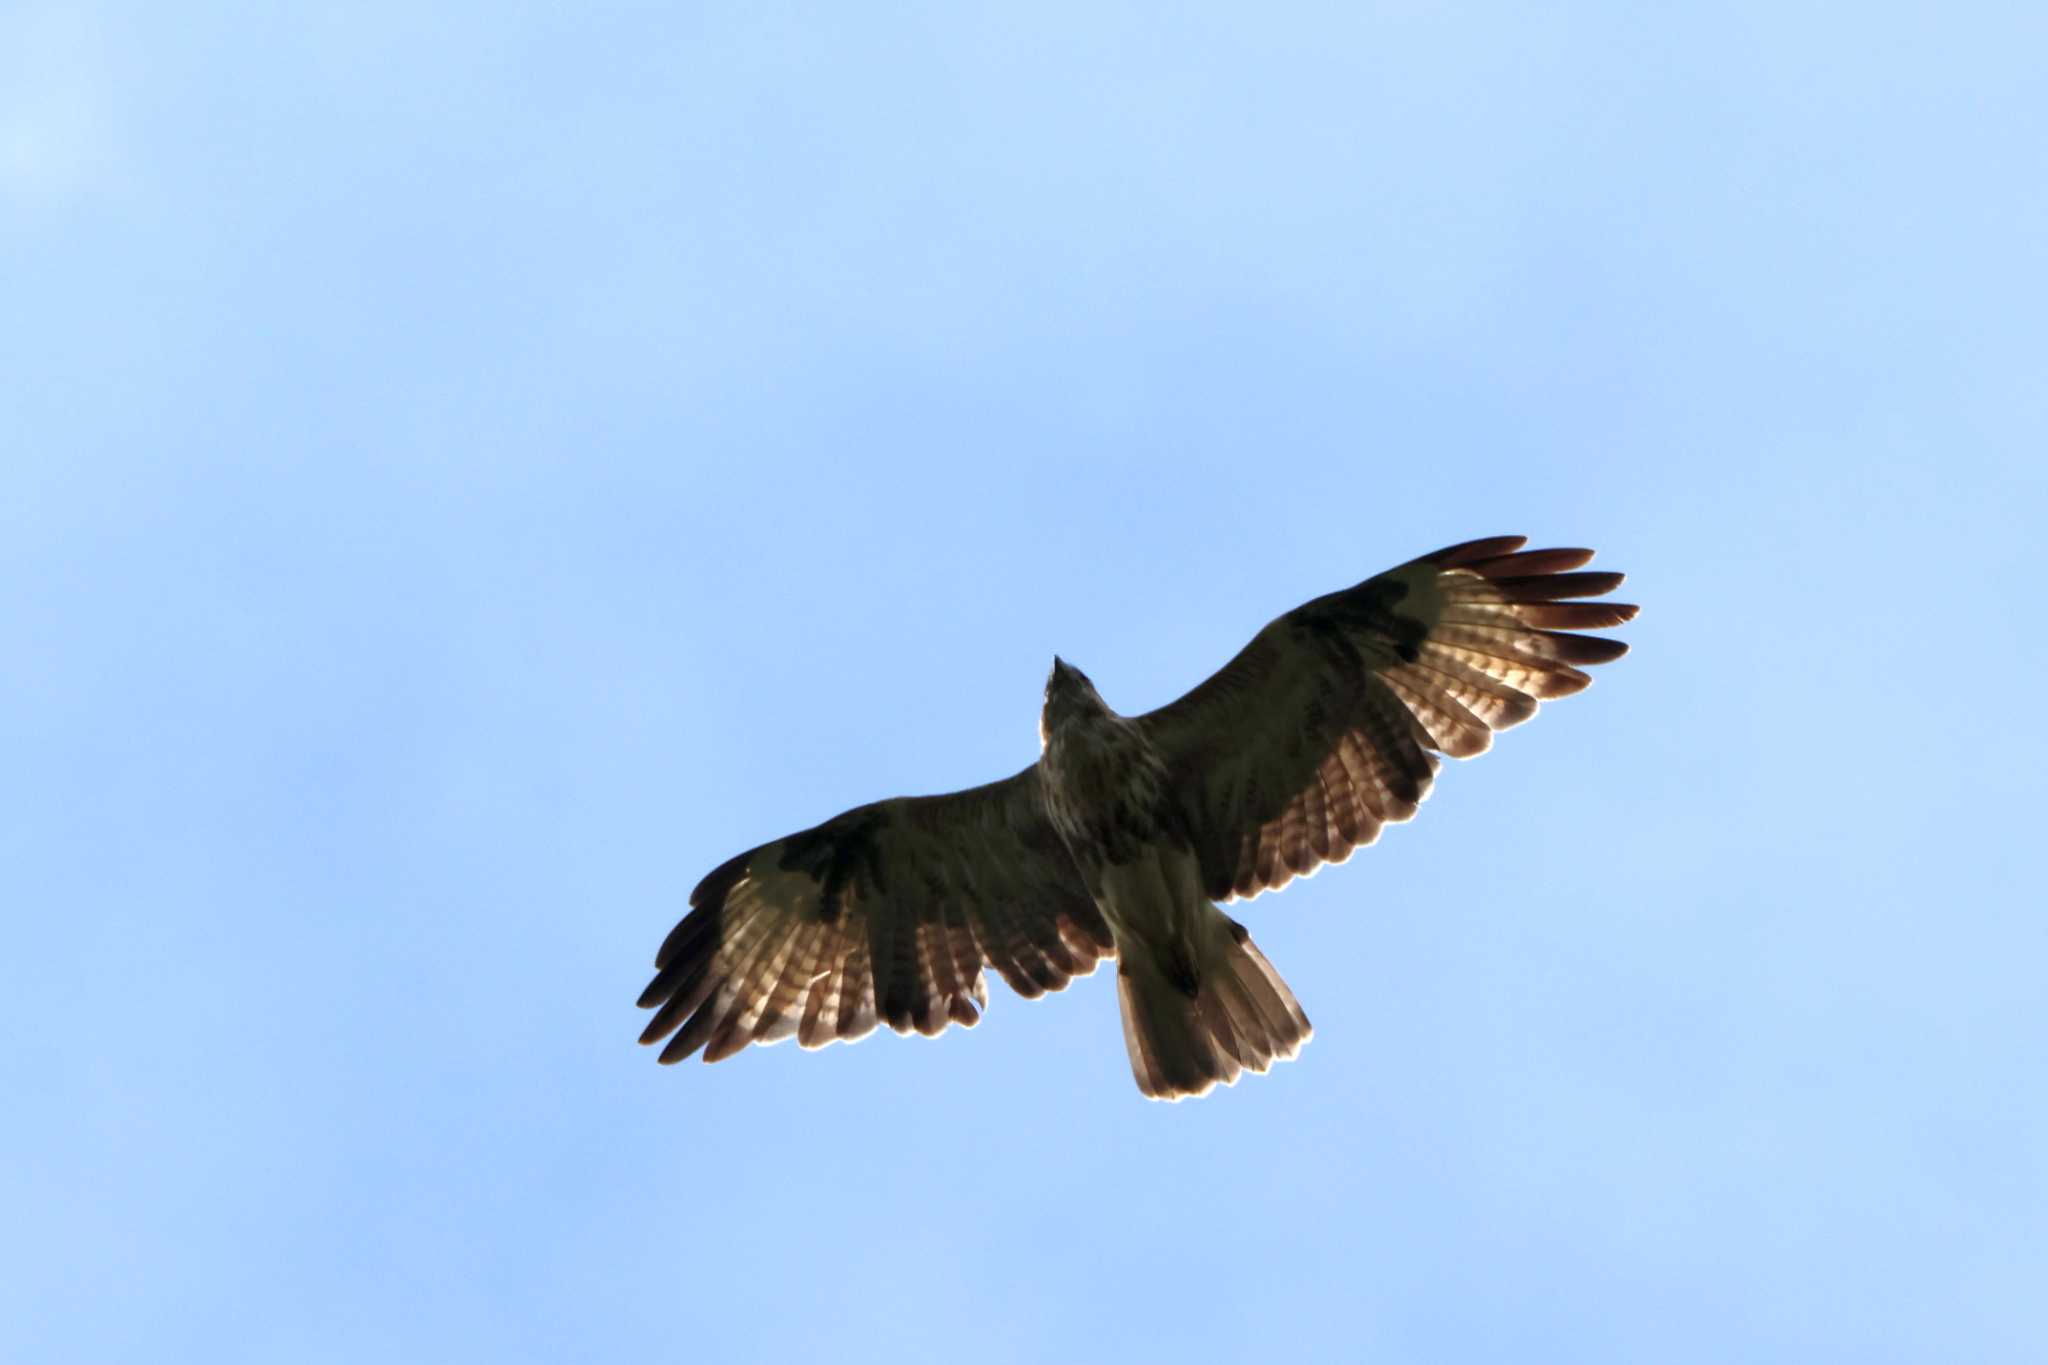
[638,767,1112,1065]
[1135,536,1637,903]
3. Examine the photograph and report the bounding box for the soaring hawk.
[638,536,1635,1100]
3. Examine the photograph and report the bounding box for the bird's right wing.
[638,767,1113,1064]
[1136,536,1636,902]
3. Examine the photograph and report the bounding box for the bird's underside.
[638,535,1637,1100]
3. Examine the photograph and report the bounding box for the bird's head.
[1040,655,1107,746]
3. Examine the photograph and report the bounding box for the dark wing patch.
[1136,536,1636,902]
[638,768,1113,1065]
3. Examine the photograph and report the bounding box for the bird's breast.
[1041,718,1174,870]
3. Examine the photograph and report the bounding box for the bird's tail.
[1115,912,1312,1101]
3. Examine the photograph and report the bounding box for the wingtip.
[1422,534,1529,566]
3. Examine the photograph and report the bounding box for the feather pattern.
[638,767,1113,1065]
[1136,536,1636,901]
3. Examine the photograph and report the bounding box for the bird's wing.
[1135,536,1637,902]
[638,766,1112,1064]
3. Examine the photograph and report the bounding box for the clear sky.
[6,4,2044,1362]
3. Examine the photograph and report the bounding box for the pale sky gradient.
[6,4,2045,1362]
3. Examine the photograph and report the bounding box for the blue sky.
[6,3,2045,1361]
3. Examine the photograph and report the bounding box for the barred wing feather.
[637,768,1112,1064]
[1136,536,1637,902]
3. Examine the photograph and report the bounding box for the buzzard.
[638,536,1635,1100]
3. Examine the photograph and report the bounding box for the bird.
[637,535,1636,1101]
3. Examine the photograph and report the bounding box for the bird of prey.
[638,536,1635,1100]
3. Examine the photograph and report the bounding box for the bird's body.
[638,536,1636,1100]
[1038,663,1313,1095]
